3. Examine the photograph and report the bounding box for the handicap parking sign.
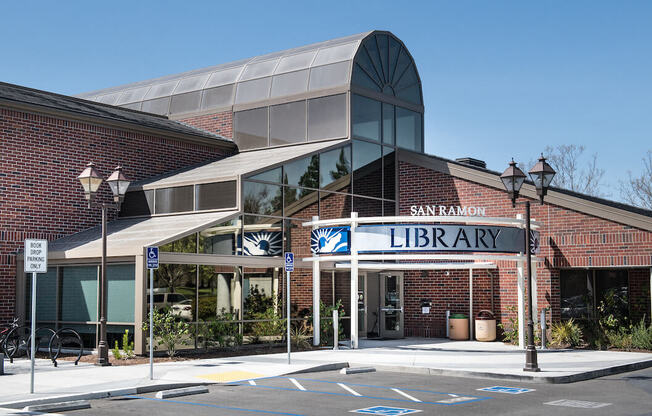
[284,252,294,272]
[351,406,422,415]
[478,386,535,394]
[146,246,159,269]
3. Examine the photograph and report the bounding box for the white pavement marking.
[448,394,459,397]
[437,396,476,404]
[248,380,256,386]
[337,383,362,396]
[289,378,306,391]
[391,388,422,402]
[544,399,611,409]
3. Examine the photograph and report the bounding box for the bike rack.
[1,325,84,367]
[48,328,84,367]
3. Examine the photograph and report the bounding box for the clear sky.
[2,1,650,200]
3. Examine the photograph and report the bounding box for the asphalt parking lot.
[71,367,652,415]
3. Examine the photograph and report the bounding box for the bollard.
[540,309,547,350]
[0,353,4,375]
[333,309,338,350]
[445,310,450,338]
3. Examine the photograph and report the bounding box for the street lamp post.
[77,163,130,366]
[500,155,555,372]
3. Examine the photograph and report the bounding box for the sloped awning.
[48,210,239,259]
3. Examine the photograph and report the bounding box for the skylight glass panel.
[239,59,279,81]
[205,67,244,88]
[275,51,318,74]
[144,81,179,100]
[174,74,210,94]
[308,62,350,91]
[116,86,151,105]
[312,42,357,66]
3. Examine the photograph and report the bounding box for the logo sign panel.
[285,252,294,272]
[146,246,159,269]
[310,227,350,254]
[24,239,48,273]
[241,231,283,256]
[477,386,535,394]
[351,406,422,415]
[357,224,526,253]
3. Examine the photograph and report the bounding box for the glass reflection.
[152,263,197,323]
[243,181,283,216]
[243,267,283,342]
[248,167,282,184]
[383,146,396,200]
[319,146,351,190]
[352,140,382,198]
[284,186,318,220]
[396,106,422,152]
[352,94,381,142]
[284,155,319,188]
[198,265,242,321]
[199,217,241,255]
[382,103,394,145]
[353,197,383,217]
[159,233,197,253]
[242,216,283,257]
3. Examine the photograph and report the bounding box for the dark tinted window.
[270,101,306,146]
[248,167,282,183]
[195,181,237,210]
[284,155,319,188]
[155,186,193,214]
[120,190,154,217]
[320,145,351,189]
[307,94,347,140]
[353,196,383,217]
[242,181,282,216]
[352,94,381,142]
[382,103,394,145]
[560,270,592,319]
[199,217,241,255]
[234,107,268,150]
[352,140,382,198]
[383,146,396,200]
[284,186,318,219]
[396,106,422,152]
[159,233,197,253]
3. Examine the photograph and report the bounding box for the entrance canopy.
[48,210,238,259]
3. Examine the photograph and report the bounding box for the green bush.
[143,308,191,358]
[197,309,243,349]
[497,306,519,345]
[250,305,285,340]
[606,327,633,350]
[550,318,583,348]
[630,319,652,350]
[307,300,345,346]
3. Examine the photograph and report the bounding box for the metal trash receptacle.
[449,313,469,340]
[475,310,496,342]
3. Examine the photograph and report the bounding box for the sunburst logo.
[311,227,350,254]
[243,231,282,256]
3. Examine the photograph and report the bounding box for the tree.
[620,150,652,210]
[524,145,606,197]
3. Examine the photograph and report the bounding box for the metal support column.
[350,212,359,349]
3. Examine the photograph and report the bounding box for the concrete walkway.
[0,338,650,410]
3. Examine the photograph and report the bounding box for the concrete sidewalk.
[0,338,651,410]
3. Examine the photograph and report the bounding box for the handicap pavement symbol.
[351,406,422,415]
[477,386,535,394]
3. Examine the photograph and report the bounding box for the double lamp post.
[77,163,131,366]
[500,155,556,372]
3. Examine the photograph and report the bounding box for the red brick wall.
[399,161,652,333]
[0,106,235,323]
[178,111,233,139]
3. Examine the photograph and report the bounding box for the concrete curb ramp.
[365,358,652,384]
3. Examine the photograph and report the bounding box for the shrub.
[143,308,191,358]
[549,318,583,348]
[307,300,345,346]
[497,306,519,345]
[250,306,285,340]
[629,319,652,350]
[290,320,311,350]
[606,327,633,350]
[112,341,122,360]
[198,309,243,349]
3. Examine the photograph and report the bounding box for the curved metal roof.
[76,30,423,117]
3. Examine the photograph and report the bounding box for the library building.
[1,30,650,354]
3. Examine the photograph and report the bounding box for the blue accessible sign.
[284,252,294,272]
[146,246,159,270]
[477,386,535,394]
[351,406,422,415]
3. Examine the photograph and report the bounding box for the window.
[352,140,382,198]
[242,181,283,216]
[61,266,98,322]
[352,94,381,142]
[120,190,154,217]
[270,101,306,146]
[319,145,351,189]
[382,103,395,145]
[195,181,237,211]
[560,269,630,320]
[155,186,193,214]
[248,167,282,184]
[396,106,422,152]
[284,155,318,188]
[199,217,241,256]
[159,233,197,253]
[234,107,268,150]
[307,94,347,141]
[243,216,283,256]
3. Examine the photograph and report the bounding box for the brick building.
[2,30,651,354]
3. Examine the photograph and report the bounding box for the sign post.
[24,239,48,394]
[284,253,294,365]
[146,246,159,380]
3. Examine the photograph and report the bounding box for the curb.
[0,361,348,409]
[360,358,652,384]
[23,400,91,413]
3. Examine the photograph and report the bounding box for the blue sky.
[2,1,650,199]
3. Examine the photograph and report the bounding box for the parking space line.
[123,396,306,416]
[338,382,362,396]
[391,388,422,402]
[289,378,306,391]
[249,380,257,386]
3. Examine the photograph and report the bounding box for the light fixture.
[500,159,526,207]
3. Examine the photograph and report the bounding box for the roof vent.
[455,157,486,169]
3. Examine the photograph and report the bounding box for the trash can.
[475,310,496,342]
[449,313,469,340]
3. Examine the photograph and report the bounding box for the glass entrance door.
[379,273,404,338]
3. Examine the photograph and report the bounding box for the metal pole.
[333,309,338,350]
[540,309,547,350]
[97,204,110,366]
[149,268,154,380]
[287,270,291,365]
[524,201,540,372]
[30,272,37,394]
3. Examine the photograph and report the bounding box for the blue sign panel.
[351,406,422,415]
[310,226,350,254]
[240,231,283,256]
[146,246,159,269]
[477,386,535,394]
[285,252,294,272]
